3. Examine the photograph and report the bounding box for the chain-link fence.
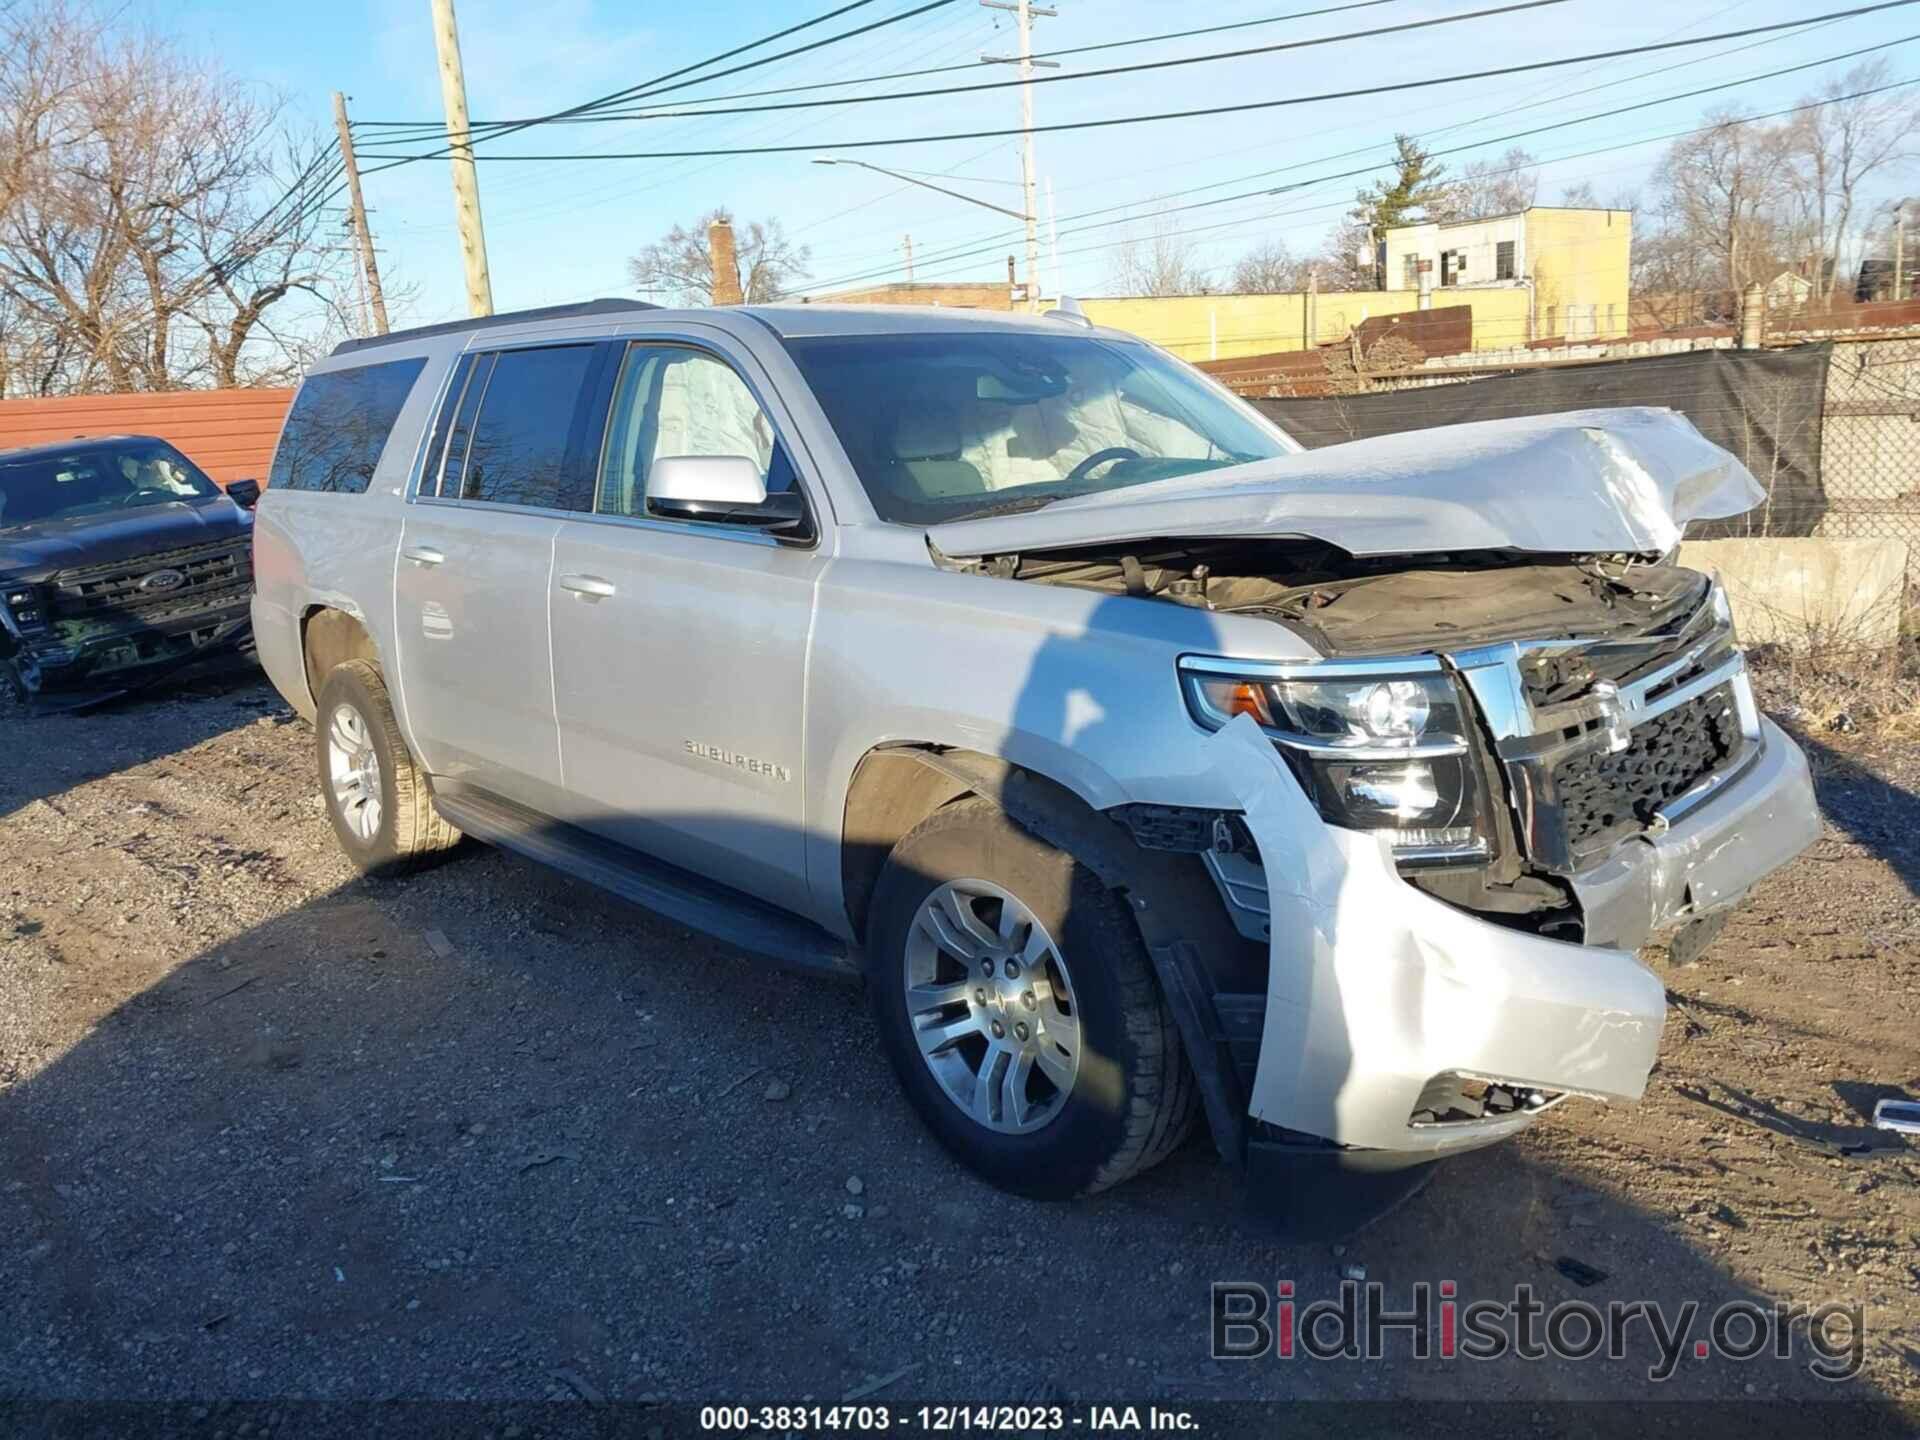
[1819,338,1920,543]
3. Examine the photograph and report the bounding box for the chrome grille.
[1451,585,1761,874]
[1549,682,1744,854]
[50,540,252,621]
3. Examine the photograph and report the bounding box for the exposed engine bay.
[948,538,1733,942]
[947,537,1709,659]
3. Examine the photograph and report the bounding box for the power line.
[356,1,1920,166]
[457,3,991,218]
[437,14,1009,238]
[194,153,348,293]
[793,31,1918,289]
[800,0,1838,273]
[349,0,1410,131]
[846,77,1920,292]
[351,0,1565,144]
[386,0,960,165]
[799,51,1920,294]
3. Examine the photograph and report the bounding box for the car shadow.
[0,842,1906,1412]
[0,582,1906,1410]
[0,665,275,822]
[1787,728,1919,898]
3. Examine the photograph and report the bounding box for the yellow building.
[804,280,1020,311]
[1079,287,1536,364]
[1076,208,1630,362]
[1380,206,1632,344]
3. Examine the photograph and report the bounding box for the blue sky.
[148,0,1920,323]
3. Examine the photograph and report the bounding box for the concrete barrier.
[1678,537,1909,652]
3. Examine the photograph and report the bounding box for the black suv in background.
[0,435,259,711]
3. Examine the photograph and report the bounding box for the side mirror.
[647,455,808,533]
[226,478,261,509]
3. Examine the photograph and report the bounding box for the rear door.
[395,341,607,811]
[548,337,827,915]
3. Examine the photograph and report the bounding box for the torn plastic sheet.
[1206,714,1667,1155]
[928,407,1765,561]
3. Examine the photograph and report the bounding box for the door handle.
[403,545,446,567]
[559,573,617,599]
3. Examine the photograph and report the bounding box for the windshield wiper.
[948,494,1067,521]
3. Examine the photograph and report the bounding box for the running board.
[432,787,857,979]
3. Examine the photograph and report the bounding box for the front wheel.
[867,797,1198,1199]
[314,659,462,877]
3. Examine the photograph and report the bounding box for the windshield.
[0,441,223,529]
[782,330,1298,524]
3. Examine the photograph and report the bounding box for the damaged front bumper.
[1208,707,1818,1163]
[4,604,255,712]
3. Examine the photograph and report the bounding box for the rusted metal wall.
[0,387,292,487]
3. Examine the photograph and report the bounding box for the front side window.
[0,440,223,528]
[781,331,1295,525]
[271,357,425,494]
[456,344,597,510]
[596,344,795,519]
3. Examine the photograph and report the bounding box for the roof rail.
[329,298,661,357]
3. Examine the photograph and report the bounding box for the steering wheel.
[1065,446,1140,484]
[117,486,173,506]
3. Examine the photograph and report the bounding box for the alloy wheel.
[902,878,1082,1135]
[326,703,384,842]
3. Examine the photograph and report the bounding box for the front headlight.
[3,583,44,629]
[1180,657,1490,864]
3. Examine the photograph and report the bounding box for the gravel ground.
[2,669,1918,1413]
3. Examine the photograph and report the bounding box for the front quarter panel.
[803,535,1319,929]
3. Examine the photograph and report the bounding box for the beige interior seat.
[886,403,984,501]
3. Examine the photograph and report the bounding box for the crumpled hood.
[0,497,249,582]
[925,407,1764,560]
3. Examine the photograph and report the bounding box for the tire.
[314,659,462,877]
[867,796,1199,1200]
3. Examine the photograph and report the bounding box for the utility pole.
[341,228,373,336]
[429,0,494,316]
[1046,177,1060,302]
[982,0,1055,311]
[1894,200,1907,302]
[331,92,391,335]
[903,234,915,284]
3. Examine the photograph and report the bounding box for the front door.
[549,340,825,915]
[395,342,603,810]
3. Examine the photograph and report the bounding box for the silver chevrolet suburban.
[253,298,1821,1224]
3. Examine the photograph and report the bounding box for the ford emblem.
[138,568,187,593]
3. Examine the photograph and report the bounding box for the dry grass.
[1746,583,1920,741]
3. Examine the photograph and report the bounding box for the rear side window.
[270,357,425,493]
[456,345,598,509]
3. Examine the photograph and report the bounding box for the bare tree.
[627,208,810,306]
[1438,147,1540,220]
[1107,214,1210,296]
[0,1,353,396]
[1782,59,1918,299]
[1227,238,1308,294]
[1650,111,1797,295]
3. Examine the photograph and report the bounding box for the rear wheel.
[867,797,1198,1199]
[314,660,461,876]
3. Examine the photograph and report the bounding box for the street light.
[811,158,1033,224]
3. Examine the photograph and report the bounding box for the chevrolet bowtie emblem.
[1592,681,1633,753]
